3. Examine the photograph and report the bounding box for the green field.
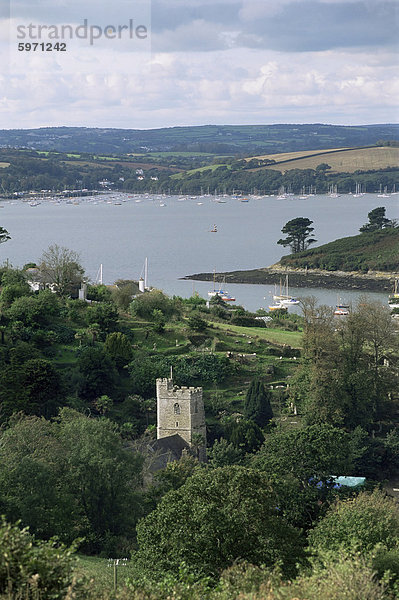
[171,163,230,178]
[250,146,399,174]
[75,555,135,593]
[248,147,351,162]
[213,322,303,348]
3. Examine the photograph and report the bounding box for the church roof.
[147,434,190,471]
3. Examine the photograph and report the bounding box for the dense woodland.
[0,238,399,599]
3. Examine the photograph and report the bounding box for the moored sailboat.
[272,275,299,305]
[208,273,236,301]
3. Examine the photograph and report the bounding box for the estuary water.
[1,192,398,312]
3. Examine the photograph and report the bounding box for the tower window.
[194,400,198,413]
[176,422,179,427]
[174,403,180,415]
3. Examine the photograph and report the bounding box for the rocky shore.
[182,266,399,292]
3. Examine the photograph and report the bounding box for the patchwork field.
[250,146,399,173]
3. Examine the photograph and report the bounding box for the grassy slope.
[249,146,399,174]
[248,147,352,162]
[173,146,399,179]
[213,322,302,348]
[279,228,399,272]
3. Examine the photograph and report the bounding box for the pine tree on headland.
[244,380,274,427]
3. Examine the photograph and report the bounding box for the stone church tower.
[156,377,206,460]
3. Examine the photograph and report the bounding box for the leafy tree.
[6,293,59,328]
[111,280,137,311]
[254,424,353,482]
[172,353,231,386]
[308,489,399,556]
[86,301,119,333]
[37,244,84,296]
[244,380,273,427]
[152,308,166,333]
[19,358,63,418]
[0,518,78,600]
[56,409,144,551]
[208,437,243,467]
[9,341,41,365]
[0,227,10,247]
[86,284,112,302]
[187,314,208,332]
[0,283,31,308]
[226,418,265,453]
[77,346,117,400]
[128,355,169,398]
[315,163,331,172]
[130,289,178,320]
[360,206,394,232]
[0,358,63,421]
[0,415,71,538]
[135,466,304,579]
[290,299,398,431]
[104,331,133,368]
[277,217,317,253]
[148,455,200,509]
[0,411,144,551]
[1,268,27,287]
[252,424,354,529]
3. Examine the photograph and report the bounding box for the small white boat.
[279,297,300,306]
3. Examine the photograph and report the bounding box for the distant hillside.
[248,146,399,174]
[0,124,398,155]
[279,228,399,273]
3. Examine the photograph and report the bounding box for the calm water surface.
[1,192,398,311]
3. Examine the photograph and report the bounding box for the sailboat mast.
[99,263,103,285]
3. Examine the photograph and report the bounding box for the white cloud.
[0,1,397,128]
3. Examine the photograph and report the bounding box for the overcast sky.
[0,0,398,129]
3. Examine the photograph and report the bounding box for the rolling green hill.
[279,228,399,273]
[1,124,398,155]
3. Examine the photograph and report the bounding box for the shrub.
[0,518,78,599]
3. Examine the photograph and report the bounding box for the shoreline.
[181,267,398,292]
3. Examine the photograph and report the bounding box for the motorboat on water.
[334,303,350,316]
[279,297,300,306]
